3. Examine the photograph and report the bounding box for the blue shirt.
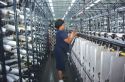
[54,30,69,55]
[54,30,69,70]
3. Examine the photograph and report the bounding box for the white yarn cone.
[7,74,19,81]
[19,35,32,42]
[0,65,10,72]
[2,27,6,33]
[3,35,14,40]
[27,26,31,31]
[3,45,14,52]
[116,33,124,38]
[19,35,26,42]
[7,75,15,82]
[19,15,24,20]
[5,59,18,64]
[14,53,26,59]
[28,44,32,49]
[3,40,16,47]
[10,68,19,74]
[11,49,17,53]
[12,49,27,55]
[20,49,26,55]
[117,6,125,12]
[4,24,15,32]
[4,24,25,32]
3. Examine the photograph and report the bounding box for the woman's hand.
[70,31,77,38]
[64,31,77,44]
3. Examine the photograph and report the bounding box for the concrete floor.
[39,55,74,82]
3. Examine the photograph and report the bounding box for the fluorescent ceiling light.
[0,1,7,5]
[76,0,101,17]
[63,11,68,19]
[69,0,76,10]
[63,0,76,19]
[94,0,101,3]
[76,10,83,16]
[85,7,90,10]
[66,11,68,15]
[48,0,55,16]
[89,4,94,7]
[53,13,55,17]
[85,0,101,10]
[51,7,54,12]
[68,6,71,10]
[62,15,66,19]
[71,0,76,6]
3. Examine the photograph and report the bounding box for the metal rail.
[13,0,22,82]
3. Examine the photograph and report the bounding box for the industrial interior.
[0,0,125,82]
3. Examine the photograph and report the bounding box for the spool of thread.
[3,40,16,47]
[3,45,14,52]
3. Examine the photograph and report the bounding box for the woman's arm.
[64,31,77,44]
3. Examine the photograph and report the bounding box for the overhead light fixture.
[63,0,76,19]
[75,0,101,17]
[71,0,76,7]
[68,6,71,10]
[85,0,101,10]
[0,1,7,6]
[62,15,66,19]
[85,7,90,10]
[48,0,55,16]
[94,0,101,3]
[66,11,68,15]
[53,13,55,17]
[62,10,68,19]
[89,4,94,7]
[51,8,54,13]
[77,11,83,16]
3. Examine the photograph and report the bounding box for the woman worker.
[54,19,77,82]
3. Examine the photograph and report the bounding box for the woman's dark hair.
[55,19,64,29]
